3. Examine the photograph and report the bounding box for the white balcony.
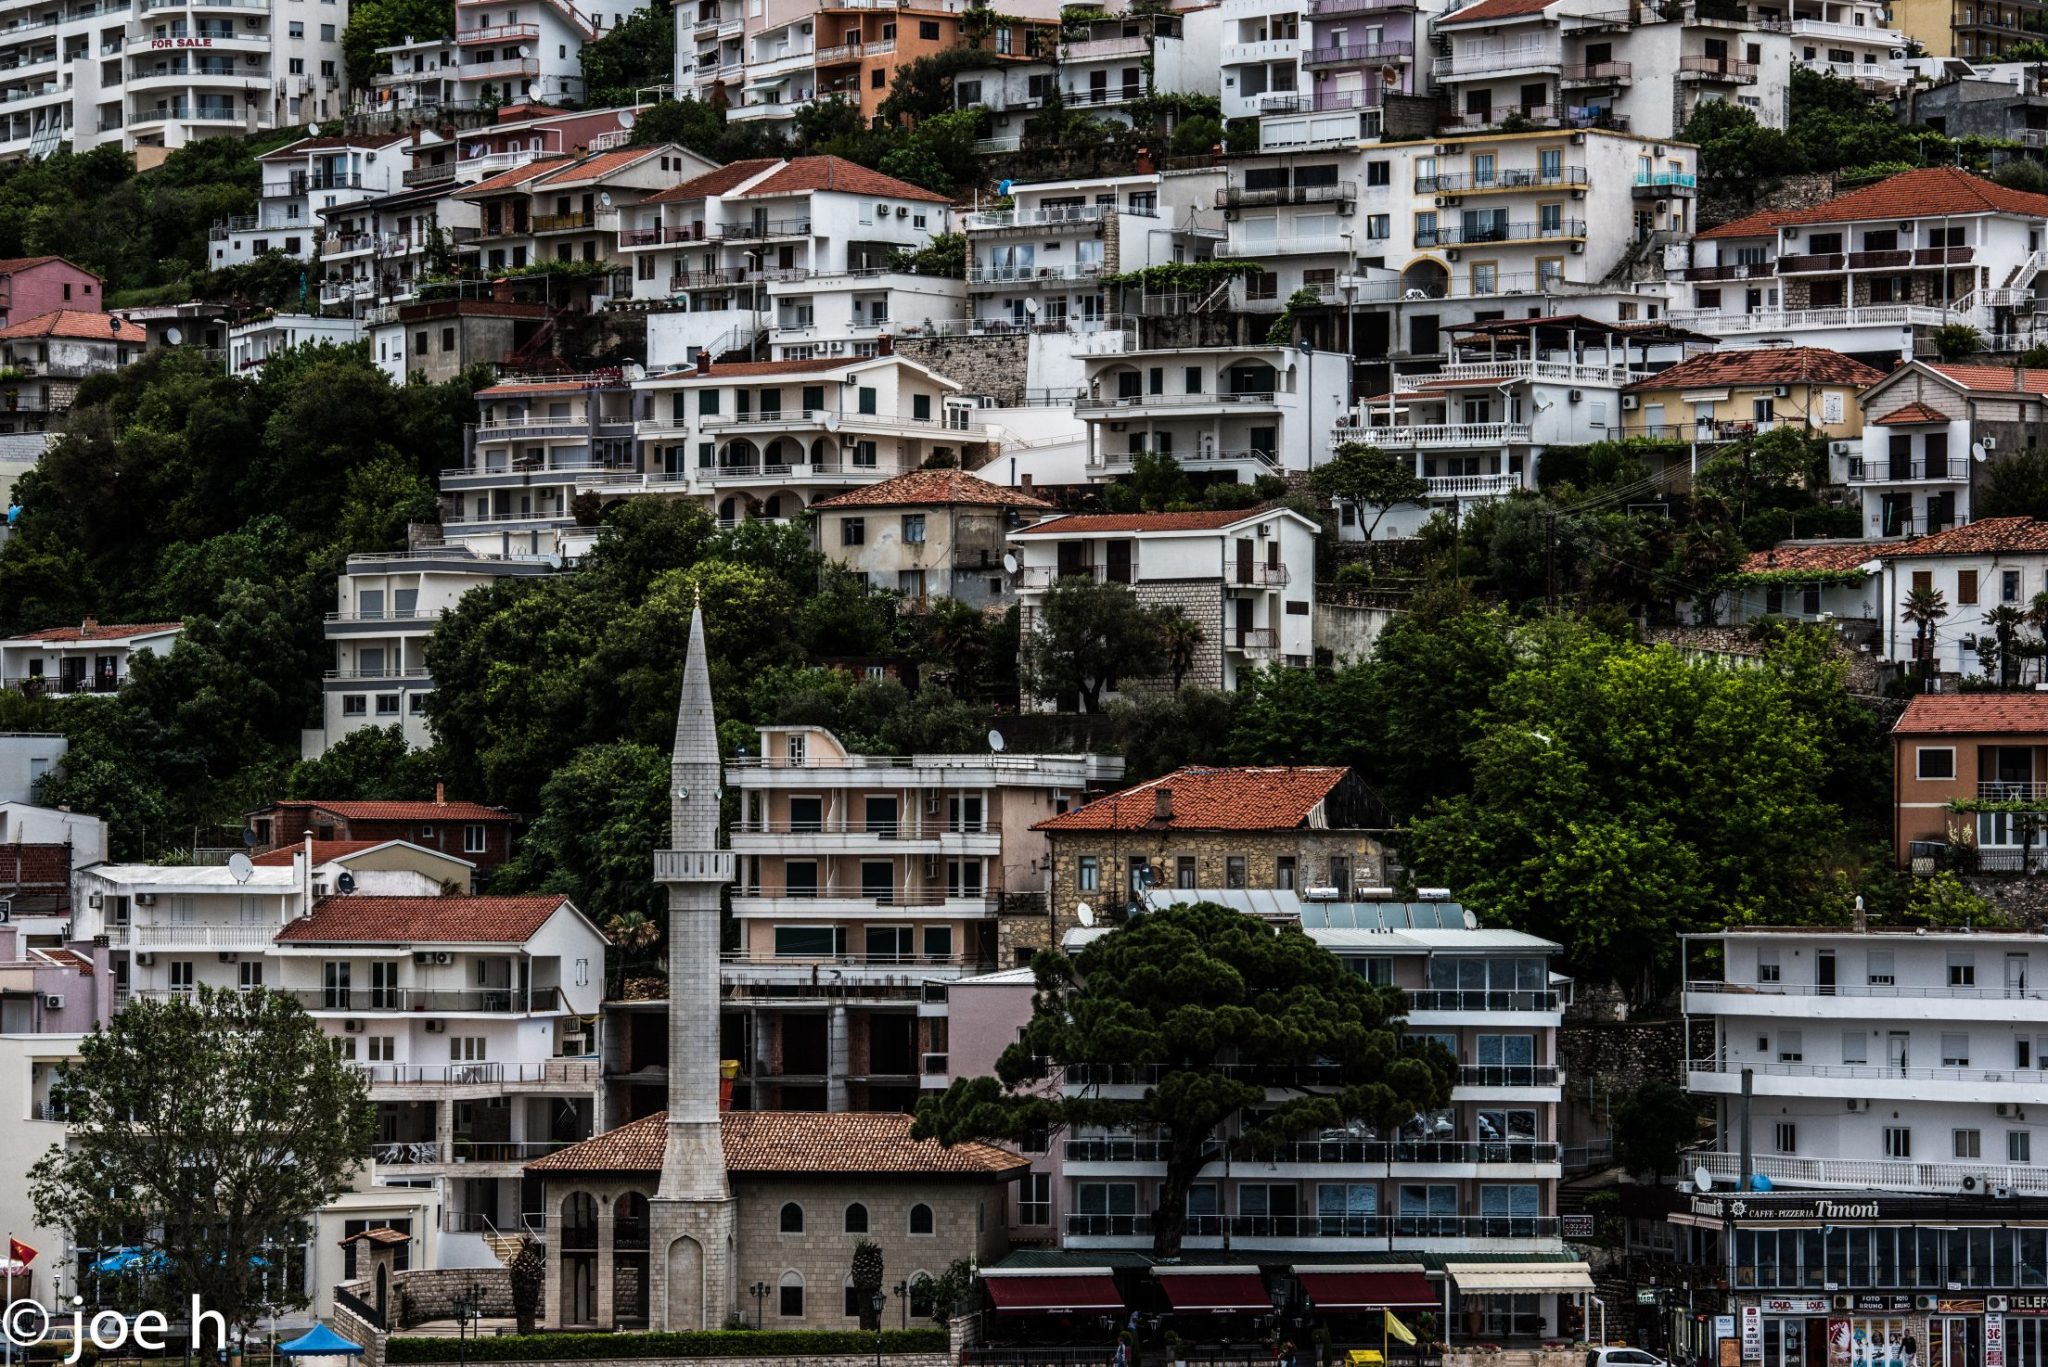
[108,923,279,948]
[1686,1148,2048,1197]
[1665,304,1962,336]
[1216,233,1354,257]
[1435,359,1644,386]
[1335,421,1532,449]
[1688,1057,2048,1103]
[1684,978,2048,1022]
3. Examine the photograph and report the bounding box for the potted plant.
[1167,1329,1189,1367]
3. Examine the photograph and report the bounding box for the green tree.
[580,0,677,107]
[888,231,966,277]
[283,726,442,801]
[342,0,454,88]
[912,902,1454,1258]
[30,987,375,1334]
[1311,442,1428,541]
[495,741,668,927]
[1901,585,1949,681]
[1934,323,1985,362]
[1976,448,2048,520]
[1018,577,1168,712]
[1614,1079,1702,1181]
[1158,611,1205,690]
[1986,603,2027,687]
[851,1239,885,1331]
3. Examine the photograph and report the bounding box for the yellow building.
[1620,345,1887,451]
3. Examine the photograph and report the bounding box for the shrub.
[385,1329,950,1363]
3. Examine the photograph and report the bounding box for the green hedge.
[385,1328,948,1363]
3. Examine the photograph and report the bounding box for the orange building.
[811,6,1055,119]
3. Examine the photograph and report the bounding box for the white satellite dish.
[518,44,532,57]
[618,109,637,129]
[524,83,538,101]
[164,326,182,346]
[1973,442,1989,463]
[227,853,254,885]
[1001,550,1020,575]
[1462,909,1478,930]
[988,729,1005,752]
[306,122,322,136]
[1694,1165,1714,1192]
[1076,901,1094,928]
[599,190,613,208]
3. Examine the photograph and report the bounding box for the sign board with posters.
[1761,1298,1835,1315]
[1717,1317,1737,1344]
[1564,1215,1595,1239]
[1744,1306,1764,1360]
[1986,1313,2005,1367]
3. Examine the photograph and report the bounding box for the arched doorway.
[1400,258,1450,300]
[614,1194,650,1327]
[666,1234,705,1331]
[561,1193,598,1326]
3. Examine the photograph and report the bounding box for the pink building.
[0,257,104,331]
[0,924,113,1034]
[943,967,1060,1242]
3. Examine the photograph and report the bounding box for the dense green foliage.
[342,0,454,89]
[580,1,677,108]
[384,1329,949,1362]
[914,902,1455,1258]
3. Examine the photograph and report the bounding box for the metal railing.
[1562,60,1632,83]
[1304,40,1413,64]
[732,818,990,835]
[1419,166,1588,192]
[295,987,565,1014]
[1216,181,1357,209]
[730,886,998,908]
[1077,390,1276,410]
[1687,1148,2048,1196]
[1686,978,2048,1001]
[715,218,811,239]
[1064,1212,1560,1239]
[372,1138,577,1165]
[1408,988,1559,1011]
[106,925,276,948]
[1846,458,1958,483]
[1349,421,1533,448]
[1690,1057,2044,1085]
[1418,219,1587,246]
[350,1060,599,1085]
[1678,55,1759,80]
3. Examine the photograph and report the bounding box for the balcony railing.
[1846,458,1959,483]
[1432,47,1560,77]
[106,924,276,948]
[1231,564,1291,587]
[1678,55,1759,80]
[1064,1213,1560,1239]
[1691,1057,2042,1085]
[1078,390,1277,410]
[293,987,566,1014]
[715,218,811,239]
[1686,977,2048,1001]
[964,204,1109,230]
[1226,627,1279,653]
[1683,261,1775,281]
[731,886,999,908]
[372,1139,576,1165]
[733,818,990,836]
[1216,181,1358,209]
[1419,166,1588,192]
[1685,1148,2048,1197]
[1460,1064,1562,1087]
[1304,40,1413,65]
[349,1060,599,1086]
[1274,1139,1561,1165]
[1561,60,1632,83]
[531,211,591,232]
[1408,988,1559,1011]
[1418,219,1587,246]
[1346,422,1533,449]
[1980,780,2048,800]
[967,263,1106,284]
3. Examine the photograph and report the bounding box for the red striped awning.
[1296,1270,1438,1311]
[1157,1270,1272,1315]
[984,1273,1124,1315]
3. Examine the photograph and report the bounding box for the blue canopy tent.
[278,1326,363,1357]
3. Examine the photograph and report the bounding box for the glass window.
[1078,856,1099,891]
[779,1202,804,1233]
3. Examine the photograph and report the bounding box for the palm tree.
[1985,604,2027,688]
[604,910,662,974]
[1901,585,1949,684]
[1158,611,1205,691]
[2027,590,2048,681]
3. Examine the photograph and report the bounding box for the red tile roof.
[533,147,666,187]
[454,157,575,199]
[1624,347,1885,392]
[269,799,518,823]
[260,133,406,160]
[476,379,610,399]
[812,469,1054,510]
[1699,167,2048,239]
[0,256,88,277]
[1012,509,1277,535]
[7,619,180,642]
[527,1110,1029,1176]
[250,840,386,867]
[1438,0,1557,25]
[1871,401,1952,425]
[1878,516,2048,557]
[1894,693,2048,736]
[661,356,879,378]
[1737,540,1882,575]
[0,311,141,343]
[274,894,575,945]
[640,158,783,205]
[1923,363,2048,396]
[1035,765,1350,832]
[734,155,952,204]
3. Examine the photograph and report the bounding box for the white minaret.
[647,603,738,1331]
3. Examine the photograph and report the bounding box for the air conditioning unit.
[1999,1103,2024,1118]
[425,1019,447,1034]
[88,892,102,909]
[42,994,63,1010]
[1846,1098,1868,1112]
[1992,1297,2013,1311]
[1834,1296,1854,1311]
[1621,394,1639,410]
[219,952,237,964]
[414,951,432,965]
[433,952,453,966]
[1774,385,1791,398]
[1435,144,1454,155]
[136,893,157,906]
[1656,200,1669,214]
[1222,207,1237,221]
[1569,389,1584,403]
[136,953,154,967]
[343,1019,364,1034]
[1446,248,1461,261]
[1983,435,1998,451]
[1917,1296,1939,1311]
[1569,131,1586,144]
[1831,440,1854,456]
[1962,1173,1982,1191]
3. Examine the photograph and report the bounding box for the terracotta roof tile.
[454,157,575,199]
[0,256,85,276]
[1625,347,1885,392]
[260,134,406,160]
[274,894,575,945]
[476,379,617,398]
[1011,509,1278,535]
[1699,168,2048,239]
[1878,516,2048,557]
[734,155,953,204]
[1438,0,1557,25]
[812,469,1054,510]
[1035,765,1349,832]
[533,147,667,187]
[528,1111,1029,1176]
[1871,401,1952,425]
[1895,693,2048,736]
[655,356,874,379]
[1736,540,1883,575]
[6,620,180,642]
[1923,363,2048,396]
[639,158,783,205]
[270,799,518,822]
[250,840,386,867]
[0,311,141,343]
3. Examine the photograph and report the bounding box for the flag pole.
[5,1229,16,1367]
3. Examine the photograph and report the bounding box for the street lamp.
[893,1280,909,1331]
[751,1281,769,1330]
[868,1292,887,1367]
[1300,337,1318,472]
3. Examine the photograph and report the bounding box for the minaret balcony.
[655,849,738,881]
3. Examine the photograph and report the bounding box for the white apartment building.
[457,142,720,278]
[120,0,346,153]
[316,176,486,312]
[1674,166,2048,361]
[212,134,414,269]
[1055,9,1222,129]
[725,12,815,132]
[225,312,362,371]
[724,721,1121,1112]
[1867,518,2048,677]
[1076,342,1351,485]
[0,618,179,695]
[614,155,956,367]
[309,543,559,758]
[1845,361,2048,540]
[1220,0,1306,120]
[68,868,609,1248]
[1009,506,1320,703]
[441,371,636,542]
[364,35,462,114]
[449,0,612,107]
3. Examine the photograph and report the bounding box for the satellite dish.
[241,827,258,847]
[599,190,613,208]
[1462,909,1478,930]
[306,122,322,136]
[524,84,538,101]
[337,871,357,895]
[227,853,254,885]
[1076,901,1094,928]
[988,729,1006,752]
[1024,297,1040,316]
[1694,1165,1714,1192]
[518,44,532,57]
[618,110,637,129]
[164,326,182,346]
[1973,442,1989,463]
[1001,550,1020,575]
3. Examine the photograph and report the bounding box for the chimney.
[1154,786,1173,823]
[1135,145,1154,176]
[410,121,422,148]
[695,350,713,376]
[78,615,96,639]
[1020,472,1034,490]
[2019,365,2028,393]
[435,781,446,806]
[1854,894,1867,933]
[877,333,894,356]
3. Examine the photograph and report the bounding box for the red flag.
[8,1238,35,1267]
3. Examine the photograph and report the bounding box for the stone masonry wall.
[894,335,1028,405]
[1556,1011,1704,1155]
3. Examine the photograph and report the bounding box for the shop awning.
[1157,1269,1273,1315]
[1295,1267,1438,1310]
[1446,1262,1595,1294]
[984,1270,1125,1316]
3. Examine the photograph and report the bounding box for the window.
[374,693,400,716]
[870,67,884,86]
[1276,856,1296,889]
[842,517,865,546]
[441,328,455,352]
[2008,569,2023,603]
[1956,1128,1983,1159]
[1078,856,1099,891]
[1777,1029,1803,1062]
[239,960,264,991]
[1950,953,1977,987]
[1917,747,1956,781]
[1867,950,1894,986]
[902,514,926,544]
[1959,570,1980,605]
[1226,855,1247,888]
[1884,1126,1912,1158]
[463,824,486,854]
[844,1203,868,1233]
[908,1203,935,1235]
[1943,1033,1971,1066]
[1019,1172,1050,1224]
[289,19,303,34]
[343,695,366,716]
[1757,949,1781,983]
[920,18,939,36]
[1774,1122,1797,1153]
[1176,855,1197,888]
[779,1202,804,1233]
[2015,1130,2034,1164]
[779,1272,804,1317]
[700,389,720,415]
[1843,1031,1867,1065]
[858,386,877,415]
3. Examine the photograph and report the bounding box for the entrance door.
[1816,951,1836,997]
[1931,1317,1983,1367]
[1887,1031,1910,1073]
[2011,952,2032,998]
[1236,537,1255,585]
[1234,597,1253,648]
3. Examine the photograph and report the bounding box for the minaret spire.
[647,602,737,1331]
